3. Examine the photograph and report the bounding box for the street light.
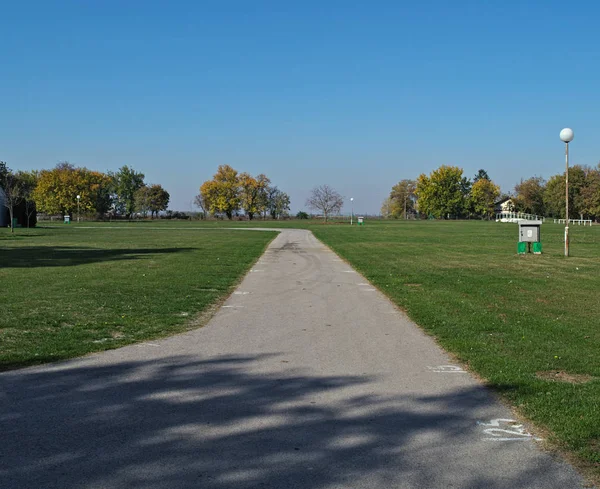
[350,197,354,225]
[559,128,574,257]
[76,195,81,222]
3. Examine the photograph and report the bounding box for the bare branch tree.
[305,184,344,222]
[194,194,207,219]
[0,169,24,234]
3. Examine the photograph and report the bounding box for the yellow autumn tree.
[470,178,500,219]
[33,163,112,217]
[199,165,240,219]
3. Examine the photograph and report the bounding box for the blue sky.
[2,1,599,214]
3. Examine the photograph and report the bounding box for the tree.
[415,165,466,219]
[513,176,546,216]
[390,179,416,219]
[0,163,24,233]
[473,169,490,183]
[147,184,170,218]
[34,163,113,218]
[239,173,261,220]
[268,188,290,219]
[16,170,38,228]
[581,166,600,221]
[134,185,151,217]
[110,165,145,218]
[544,165,587,219]
[470,178,500,219]
[380,197,395,218]
[193,194,207,219]
[200,165,240,219]
[305,185,343,222]
[255,174,272,219]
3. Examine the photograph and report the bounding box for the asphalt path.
[0,229,587,488]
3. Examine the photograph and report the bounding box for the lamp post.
[350,197,354,225]
[559,128,574,257]
[76,195,81,222]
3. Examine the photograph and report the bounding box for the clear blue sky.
[2,1,599,214]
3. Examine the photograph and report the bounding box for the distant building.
[494,197,514,213]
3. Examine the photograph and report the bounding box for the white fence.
[496,211,542,223]
[553,218,593,226]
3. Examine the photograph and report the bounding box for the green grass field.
[0,225,275,371]
[1,218,598,477]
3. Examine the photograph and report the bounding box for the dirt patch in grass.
[536,371,595,384]
[404,283,422,287]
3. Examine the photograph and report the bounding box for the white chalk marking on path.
[342,270,356,273]
[357,283,370,286]
[233,291,250,295]
[361,288,377,292]
[427,365,467,373]
[251,269,264,272]
[222,305,245,309]
[477,419,542,441]
[137,342,161,347]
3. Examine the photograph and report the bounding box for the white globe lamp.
[560,128,574,143]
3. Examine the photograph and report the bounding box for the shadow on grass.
[0,246,194,268]
[0,354,581,489]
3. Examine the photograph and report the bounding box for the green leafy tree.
[268,187,290,219]
[147,184,170,218]
[110,165,145,218]
[543,165,587,219]
[581,166,600,220]
[256,174,272,219]
[473,169,490,183]
[134,185,151,217]
[415,165,466,219]
[390,179,416,219]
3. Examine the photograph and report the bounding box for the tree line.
[0,161,170,232]
[382,167,500,219]
[198,165,290,220]
[512,165,600,219]
[383,164,600,221]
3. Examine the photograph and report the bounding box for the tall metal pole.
[351,204,353,225]
[564,142,569,257]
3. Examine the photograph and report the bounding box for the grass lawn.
[1,218,598,478]
[0,225,275,371]
[308,220,600,477]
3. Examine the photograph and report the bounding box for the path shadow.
[0,246,193,268]
[0,354,582,489]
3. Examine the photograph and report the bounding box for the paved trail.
[0,229,587,488]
